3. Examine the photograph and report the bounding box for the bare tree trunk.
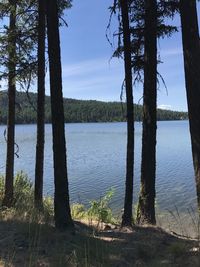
[3,0,17,207]
[34,0,46,209]
[46,0,74,230]
[136,0,157,225]
[180,0,200,211]
[120,0,134,228]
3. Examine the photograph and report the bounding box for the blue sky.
[50,1,197,112]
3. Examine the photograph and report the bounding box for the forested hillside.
[0,91,188,124]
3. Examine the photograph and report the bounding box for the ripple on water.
[0,121,197,215]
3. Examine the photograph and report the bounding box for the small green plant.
[71,203,86,220]
[87,188,115,224]
[43,196,54,222]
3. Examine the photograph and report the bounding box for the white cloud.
[62,57,122,78]
[158,104,172,110]
[60,57,124,101]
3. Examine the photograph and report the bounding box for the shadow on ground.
[0,219,199,266]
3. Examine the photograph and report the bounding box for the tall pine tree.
[2,0,17,207]
[34,0,46,209]
[46,0,74,229]
[120,0,134,227]
[137,0,157,225]
[180,0,200,213]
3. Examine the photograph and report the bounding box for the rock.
[104,224,112,230]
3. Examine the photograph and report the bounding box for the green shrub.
[71,203,86,219]
[0,172,54,222]
[87,188,115,223]
[13,171,34,210]
[0,171,33,209]
[42,196,54,222]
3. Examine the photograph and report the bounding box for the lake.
[0,121,197,216]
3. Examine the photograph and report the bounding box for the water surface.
[0,121,197,215]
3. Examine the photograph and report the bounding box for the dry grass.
[0,214,200,267]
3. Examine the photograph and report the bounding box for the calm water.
[0,121,197,214]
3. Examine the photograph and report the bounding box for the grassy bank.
[0,173,200,266]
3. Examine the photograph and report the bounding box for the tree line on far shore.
[0,91,188,124]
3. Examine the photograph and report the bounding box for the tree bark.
[180,0,200,211]
[137,0,157,225]
[46,0,74,229]
[3,0,17,207]
[120,0,134,227]
[34,0,46,209]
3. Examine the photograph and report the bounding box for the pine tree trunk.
[137,0,157,225]
[180,0,200,211]
[120,0,134,227]
[46,0,74,229]
[34,0,46,209]
[3,0,17,207]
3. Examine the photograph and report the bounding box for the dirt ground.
[0,219,199,267]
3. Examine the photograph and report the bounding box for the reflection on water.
[0,121,197,215]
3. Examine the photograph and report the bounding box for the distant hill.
[0,91,188,124]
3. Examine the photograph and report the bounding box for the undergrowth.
[0,172,54,223]
[71,188,116,224]
[0,173,199,267]
[0,172,116,225]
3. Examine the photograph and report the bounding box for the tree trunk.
[34,0,46,209]
[180,0,200,211]
[2,0,17,207]
[46,0,74,229]
[137,0,157,225]
[120,0,134,227]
